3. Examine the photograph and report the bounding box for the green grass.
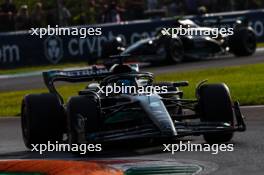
[1,63,264,117]
[0,83,86,117]
[257,42,264,48]
[0,43,263,76]
[156,64,264,105]
[0,62,89,75]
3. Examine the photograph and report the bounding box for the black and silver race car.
[102,18,256,63]
[21,61,246,150]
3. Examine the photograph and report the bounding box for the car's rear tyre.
[229,27,256,57]
[21,93,65,149]
[167,38,184,63]
[67,95,100,145]
[197,84,234,143]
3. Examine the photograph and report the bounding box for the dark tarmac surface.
[0,106,263,175]
[1,49,264,92]
[1,51,264,174]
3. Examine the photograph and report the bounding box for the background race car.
[102,18,256,64]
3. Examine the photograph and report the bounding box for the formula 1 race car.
[21,60,246,150]
[102,18,256,63]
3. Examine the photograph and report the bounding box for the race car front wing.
[80,100,246,143]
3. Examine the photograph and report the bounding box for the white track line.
[241,105,264,108]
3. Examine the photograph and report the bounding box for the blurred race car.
[21,59,246,150]
[102,18,256,63]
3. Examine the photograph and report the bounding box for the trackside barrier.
[0,9,264,67]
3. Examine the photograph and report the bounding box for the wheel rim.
[156,45,166,57]
[244,32,256,53]
[170,40,183,62]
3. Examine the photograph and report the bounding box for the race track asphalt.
[1,49,264,92]
[1,51,264,174]
[0,106,264,175]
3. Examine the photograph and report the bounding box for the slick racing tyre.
[67,95,100,145]
[166,38,184,63]
[197,84,234,143]
[229,27,256,57]
[21,93,65,149]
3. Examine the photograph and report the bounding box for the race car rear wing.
[43,66,111,102]
[43,66,110,84]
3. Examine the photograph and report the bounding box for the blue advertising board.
[0,9,264,67]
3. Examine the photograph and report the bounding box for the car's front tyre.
[197,84,234,143]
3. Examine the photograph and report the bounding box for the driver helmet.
[110,64,138,87]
